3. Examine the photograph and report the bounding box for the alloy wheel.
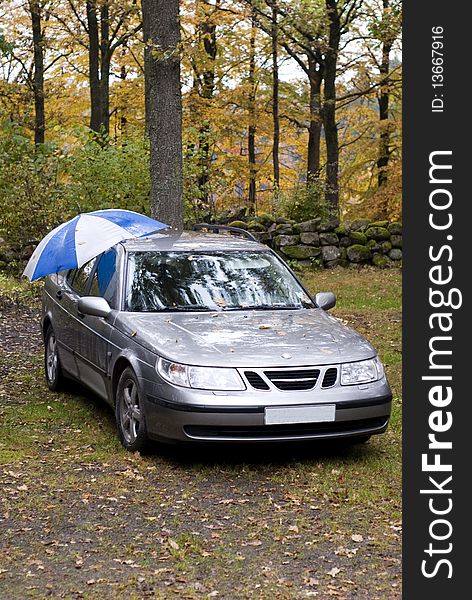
[119,379,142,444]
[46,333,58,384]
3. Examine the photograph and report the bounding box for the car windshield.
[125,251,314,312]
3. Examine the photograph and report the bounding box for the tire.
[44,325,63,391]
[115,367,149,452]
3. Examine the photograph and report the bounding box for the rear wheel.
[44,325,63,391]
[115,367,149,452]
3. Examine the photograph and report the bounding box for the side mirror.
[315,292,336,311]
[78,296,112,318]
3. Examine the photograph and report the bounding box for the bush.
[64,134,150,215]
[0,123,151,248]
[0,121,70,247]
[278,180,330,223]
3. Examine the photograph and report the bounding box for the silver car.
[41,230,392,452]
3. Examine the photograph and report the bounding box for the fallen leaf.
[242,540,262,546]
[168,539,179,550]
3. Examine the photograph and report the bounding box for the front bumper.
[140,376,392,443]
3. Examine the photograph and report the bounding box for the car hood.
[113,309,376,368]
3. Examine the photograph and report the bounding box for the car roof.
[121,230,267,252]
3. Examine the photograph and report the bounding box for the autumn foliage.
[0,0,401,245]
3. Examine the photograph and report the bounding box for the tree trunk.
[307,57,322,183]
[323,0,341,215]
[30,0,45,145]
[142,0,152,137]
[196,0,218,217]
[377,0,392,191]
[271,2,280,189]
[100,1,110,136]
[248,7,257,215]
[142,0,183,229]
[86,1,102,133]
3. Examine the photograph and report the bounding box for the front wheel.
[44,325,63,391]
[115,367,149,452]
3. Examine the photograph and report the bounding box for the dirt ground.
[0,271,402,599]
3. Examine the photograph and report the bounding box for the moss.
[247,221,266,232]
[369,220,389,228]
[388,221,402,235]
[255,213,276,227]
[365,226,391,241]
[372,254,392,268]
[378,240,392,254]
[347,244,372,263]
[228,220,248,229]
[349,231,367,245]
[335,224,349,236]
[282,245,321,260]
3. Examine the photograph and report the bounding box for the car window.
[66,269,76,287]
[125,251,314,312]
[89,249,118,308]
[68,259,96,296]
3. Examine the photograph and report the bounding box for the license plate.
[264,404,336,425]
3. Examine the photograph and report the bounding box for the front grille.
[245,371,270,390]
[184,417,389,440]
[322,367,338,388]
[263,369,320,391]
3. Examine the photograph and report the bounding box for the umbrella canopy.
[23,209,169,281]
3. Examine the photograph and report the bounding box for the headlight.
[341,356,384,386]
[157,358,245,391]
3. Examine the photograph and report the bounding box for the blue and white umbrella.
[23,209,169,281]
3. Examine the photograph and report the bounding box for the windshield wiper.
[222,303,305,311]
[144,305,211,312]
[139,302,313,312]
[170,305,212,311]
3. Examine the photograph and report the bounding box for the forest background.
[0,0,402,247]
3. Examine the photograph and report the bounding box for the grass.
[0,267,402,599]
[0,273,41,309]
[303,267,402,311]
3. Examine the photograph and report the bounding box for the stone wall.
[0,215,402,274]
[226,215,402,269]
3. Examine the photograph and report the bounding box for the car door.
[48,271,79,379]
[77,248,120,401]
[52,261,96,379]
